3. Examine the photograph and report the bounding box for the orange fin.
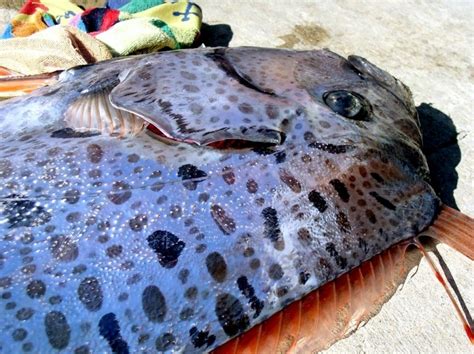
[0,71,60,98]
[0,66,21,77]
[213,241,419,353]
[421,205,474,260]
[413,238,474,343]
[213,206,474,353]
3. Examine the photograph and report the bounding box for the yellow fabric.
[36,0,83,24]
[100,1,202,56]
[97,18,175,56]
[7,0,83,38]
[0,25,112,75]
[11,11,48,37]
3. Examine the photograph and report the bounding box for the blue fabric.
[1,24,14,39]
[106,0,131,9]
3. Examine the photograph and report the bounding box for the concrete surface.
[0,1,472,352]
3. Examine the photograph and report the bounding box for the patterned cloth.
[1,0,202,54]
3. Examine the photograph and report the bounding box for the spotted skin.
[0,47,438,353]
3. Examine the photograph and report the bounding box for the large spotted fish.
[0,47,465,353]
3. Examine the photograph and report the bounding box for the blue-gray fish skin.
[0,47,438,353]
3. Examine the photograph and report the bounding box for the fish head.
[0,47,440,353]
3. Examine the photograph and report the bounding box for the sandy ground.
[0,1,473,352]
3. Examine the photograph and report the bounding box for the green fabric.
[119,0,165,14]
[150,18,179,48]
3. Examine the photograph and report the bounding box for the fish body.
[0,47,438,353]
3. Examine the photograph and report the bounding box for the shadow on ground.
[199,23,233,47]
[417,103,471,331]
[418,103,461,210]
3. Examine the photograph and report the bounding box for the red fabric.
[77,8,120,36]
[19,0,48,15]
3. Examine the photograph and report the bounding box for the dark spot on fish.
[126,273,142,285]
[189,327,216,348]
[261,207,284,250]
[276,286,289,297]
[215,293,250,337]
[210,204,236,235]
[265,104,279,119]
[49,296,62,305]
[308,141,354,154]
[297,227,312,246]
[1,194,51,228]
[178,269,189,284]
[243,247,254,257]
[51,128,99,139]
[308,190,327,212]
[237,276,264,318]
[44,311,71,350]
[326,242,338,257]
[16,307,34,320]
[98,313,130,354]
[185,286,198,300]
[336,212,351,233]
[78,277,103,312]
[178,164,207,190]
[22,342,33,352]
[86,144,104,163]
[222,167,235,185]
[369,191,396,210]
[238,102,254,114]
[274,151,286,163]
[12,328,27,341]
[249,258,260,269]
[198,193,210,202]
[246,179,258,193]
[206,252,228,282]
[155,333,176,351]
[107,181,132,205]
[63,189,80,204]
[128,214,148,232]
[279,169,302,193]
[142,285,166,323]
[147,230,185,268]
[299,271,311,284]
[26,280,46,298]
[106,245,123,258]
[268,263,284,280]
[336,255,347,269]
[370,172,385,183]
[329,179,350,202]
[366,209,377,224]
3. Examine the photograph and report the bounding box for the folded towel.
[0,25,112,75]
[97,1,202,55]
[0,0,201,82]
[2,0,202,54]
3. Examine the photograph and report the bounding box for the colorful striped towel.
[2,0,202,56]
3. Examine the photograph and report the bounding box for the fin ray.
[64,89,147,137]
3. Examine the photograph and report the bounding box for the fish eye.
[323,90,370,121]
